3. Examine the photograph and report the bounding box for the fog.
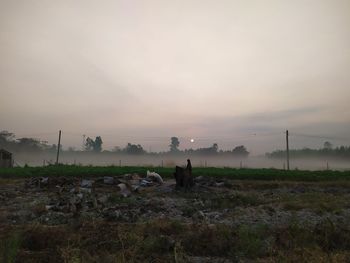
[1,0,350,154]
[13,152,350,171]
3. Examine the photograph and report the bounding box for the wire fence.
[8,130,350,170]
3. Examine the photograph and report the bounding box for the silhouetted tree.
[67,147,76,152]
[266,145,350,159]
[212,143,218,153]
[0,130,15,142]
[232,145,249,157]
[124,143,145,155]
[169,137,180,152]
[112,146,122,153]
[324,141,333,150]
[94,136,103,152]
[196,143,219,155]
[0,130,16,150]
[84,136,103,152]
[85,137,95,151]
[17,138,43,152]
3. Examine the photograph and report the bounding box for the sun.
[190,138,194,143]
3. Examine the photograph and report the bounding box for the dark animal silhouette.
[174,159,194,189]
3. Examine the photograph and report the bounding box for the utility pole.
[56,130,62,165]
[286,130,290,170]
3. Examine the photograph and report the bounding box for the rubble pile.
[194,176,229,188]
[21,172,167,224]
[3,168,349,230]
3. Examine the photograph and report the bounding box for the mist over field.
[10,151,348,171]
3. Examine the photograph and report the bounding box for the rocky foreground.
[1,174,350,262]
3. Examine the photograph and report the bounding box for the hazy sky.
[1,0,350,154]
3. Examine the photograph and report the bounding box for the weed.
[209,192,262,209]
[0,231,22,263]
[236,224,270,258]
[280,192,348,213]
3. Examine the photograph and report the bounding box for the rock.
[140,179,153,187]
[97,195,108,204]
[117,183,131,197]
[194,199,205,207]
[81,179,94,188]
[103,209,123,220]
[157,184,174,193]
[123,173,141,180]
[45,205,54,211]
[80,187,92,194]
[39,212,69,225]
[41,177,49,185]
[158,235,175,250]
[192,211,206,222]
[132,185,141,192]
[215,182,225,187]
[104,176,115,185]
[194,176,204,182]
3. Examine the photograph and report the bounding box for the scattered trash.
[17,170,175,224]
[147,171,164,184]
[140,179,153,187]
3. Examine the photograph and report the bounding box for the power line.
[290,132,349,141]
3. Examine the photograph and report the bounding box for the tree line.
[266,141,350,159]
[0,131,249,157]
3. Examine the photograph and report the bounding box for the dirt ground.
[1,174,350,262]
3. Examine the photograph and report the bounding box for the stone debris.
[194,176,228,188]
[18,172,173,224]
[81,179,94,188]
[103,176,115,185]
[5,173,350,230]
[192,211,206,223]
[117,183,131,197]
[140,179,153,187]
[25,177,49,188]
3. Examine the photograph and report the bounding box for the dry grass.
[1,218,350,262]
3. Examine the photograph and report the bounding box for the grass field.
[0,164,350,181]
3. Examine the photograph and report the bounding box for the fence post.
[55,130,62,165]
[286,130,290,171]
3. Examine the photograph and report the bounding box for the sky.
[1,0,350,154]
